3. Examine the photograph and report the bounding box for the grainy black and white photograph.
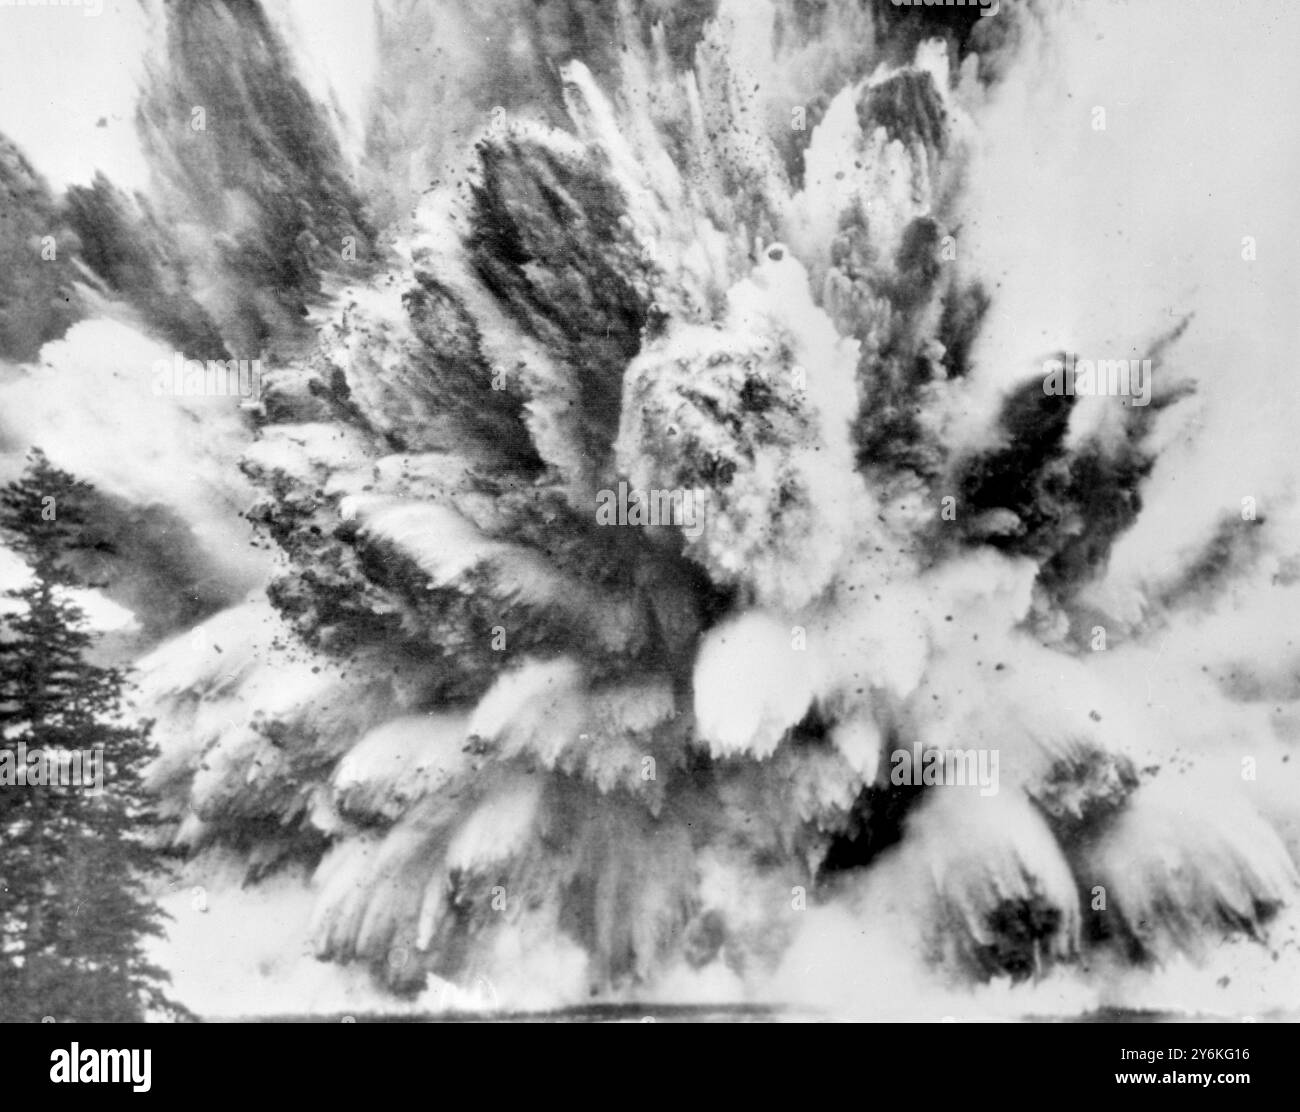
[0,0,1296,1063]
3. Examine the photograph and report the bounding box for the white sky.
[0,0,153,189]
[0,0,378,190]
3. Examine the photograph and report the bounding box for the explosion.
[2,0,1298,1019]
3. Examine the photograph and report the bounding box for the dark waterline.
[214,1005,1296,1023]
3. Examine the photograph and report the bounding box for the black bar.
[2,1015,1287,1099]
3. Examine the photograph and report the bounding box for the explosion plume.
[2,0,1298,1019]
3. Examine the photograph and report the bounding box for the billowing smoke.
[2,0,1299,1019]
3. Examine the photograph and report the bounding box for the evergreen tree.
[0,449,187,1021]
